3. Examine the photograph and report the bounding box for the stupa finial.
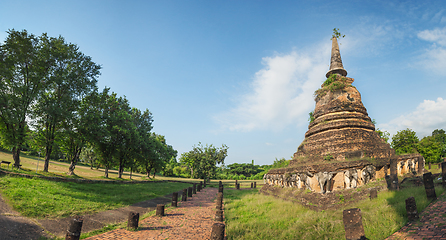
[326,34,347,78]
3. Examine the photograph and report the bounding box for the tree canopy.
[391,128,419,155]
[180,143,228,179]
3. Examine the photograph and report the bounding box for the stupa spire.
[326,36,347,78]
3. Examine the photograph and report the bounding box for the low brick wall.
[264,154,424,194]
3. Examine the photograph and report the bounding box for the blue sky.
[1,1,446,165]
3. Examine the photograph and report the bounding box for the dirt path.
[84,187,219,240]
[0,193,48,240]
[38,190,187,238]
[0,188,190,239]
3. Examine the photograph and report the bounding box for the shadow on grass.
[0,175,192,218]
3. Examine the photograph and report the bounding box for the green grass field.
[0,175,191,218]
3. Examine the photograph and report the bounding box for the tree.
[432,129,446,159]
[180,143,228,179]
[79,144,99,169]
[0,29,52,168]
[417,136,443,163]
[81,88,133,178]
[225,163,261,178]
[31,35,100,172]
[391,128,419,155]
[376,129,390,143]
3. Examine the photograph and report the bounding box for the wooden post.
[217,192,223,204]
[210,223,225,240]
[172,192,178,207]
[389,158,399,190]
[218,184,223,193]
[127,212,139,230]
[405,196,419,221]
[156,204,165,217]
[418,156,425,174]
[203,180,206,188]
[188,187,193,197]
[343,208,366,240]
[216,200,222,210]
[442,162,446,188]
[423,172,437,200]
[251,182,253,188]
[215,209,224,221]
[254,182,256,188]
[182,188,187,201]
[65,217,83,240]
[235,180,238,188]
[236,183,240,189]
[369,189,377,200]
[197,183,201,192]
[193,183,197,194]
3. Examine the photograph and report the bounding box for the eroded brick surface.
[85,188,220,240]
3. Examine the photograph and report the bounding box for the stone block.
[405,197,419,221]
[343,208,366,240]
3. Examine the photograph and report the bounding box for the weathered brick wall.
[264,154,424,193]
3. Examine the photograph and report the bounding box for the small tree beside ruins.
[180,143,228,179]
[391,128,419,155]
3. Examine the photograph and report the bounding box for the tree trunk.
[68,161,76,175]
[118,160,123,178]
[12,147,21,169]
[105,167,109,178]
[153,169,156,178]
[146,166,152,178]
[130,167,133,180]
[43,145,52,172]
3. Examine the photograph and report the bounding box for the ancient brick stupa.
[263,36,424,193]
[293,36,394,163]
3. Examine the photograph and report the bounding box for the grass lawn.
[0,151,205,182]
[0,175,191,218]
[224,185,445,240]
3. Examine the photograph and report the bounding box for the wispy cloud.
[378,97,446,138]
[417,27,446,75]
[215,43,329,132]
[418,27,446,46]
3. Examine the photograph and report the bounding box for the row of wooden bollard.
[211,181,225,240]
[64,181,207,240]
[234,180,257,189]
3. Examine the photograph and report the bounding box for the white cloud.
[378,97,446,138]
[418,27,446,46]
[215,44,329,132]
[417,27,446,75]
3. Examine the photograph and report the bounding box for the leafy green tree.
[376,129,390,143]
[417,136,443,163]
[180,143,228,179]
[80,88,133,178]
[225,163,261,178]
[79,144,99,169]
[131,109,154,177]
[32,35,100,172]
[432,129,446,159]
[391,128,419,155]
[0,29,52,168]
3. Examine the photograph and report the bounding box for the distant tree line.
[0,29,176,177]
[391,128,446,163]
